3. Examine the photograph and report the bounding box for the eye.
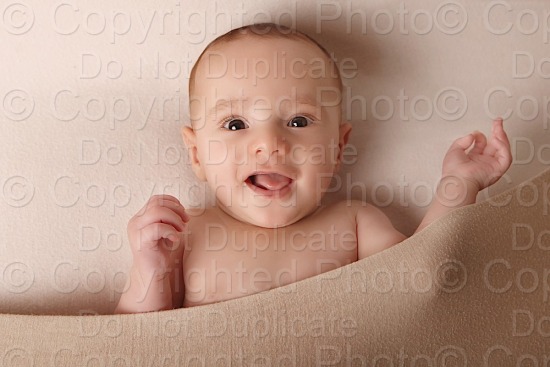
[223,118,249,131]
[287,116,311,128]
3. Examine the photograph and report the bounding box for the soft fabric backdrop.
[0,0,548,315]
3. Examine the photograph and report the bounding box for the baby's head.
[183,23,351,228]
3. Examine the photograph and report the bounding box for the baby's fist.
[127,195,189,269]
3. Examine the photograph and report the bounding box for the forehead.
[192,35,340,99]
[202,35,329,68]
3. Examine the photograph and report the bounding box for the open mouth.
[245,173,293,197]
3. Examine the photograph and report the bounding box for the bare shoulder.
[303,199,364,226]
[313,199,392,227]
[349,200,407,260]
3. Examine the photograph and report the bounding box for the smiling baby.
[114,23,512,313]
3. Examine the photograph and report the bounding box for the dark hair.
[188,22,342,97]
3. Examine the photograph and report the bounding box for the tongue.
[253,173,291,191]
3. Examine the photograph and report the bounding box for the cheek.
[199,135,251,167]
[196,137,241,185]
[317,174,335,198]
[290,135,339,167]
[198,138,227,165]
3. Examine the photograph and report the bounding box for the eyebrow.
[208,98,248,115]
[207,95,321,120]
[292,95,318,108]
[207,98,248,118]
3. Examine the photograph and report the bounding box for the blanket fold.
[1,168,549,365]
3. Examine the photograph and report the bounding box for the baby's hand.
[441,118,512,191]
[127,195,189,273]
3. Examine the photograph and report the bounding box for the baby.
[114,23,512,313]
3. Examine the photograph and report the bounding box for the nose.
[249,128,289,162]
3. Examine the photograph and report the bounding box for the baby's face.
[184,35,350,228]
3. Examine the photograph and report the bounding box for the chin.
[241,207,303,228]
[248,213,298,229]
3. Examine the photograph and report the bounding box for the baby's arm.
[114,195,188,314]
[356,119,511,260]
[414,118,512,234]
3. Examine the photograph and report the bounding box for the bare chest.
[182,222,357,307]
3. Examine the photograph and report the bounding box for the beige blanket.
[1,168,548,365]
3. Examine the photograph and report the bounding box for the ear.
[181,126,207,181]
[335,122,352,172]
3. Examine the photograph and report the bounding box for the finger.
[490,133,513,171]
[468,131,487,156]
[146,199,189,223]
[145,195,182,216]
[492,118,511,147]
[138,223,180,249]
[136,195,182,216]
[485,119,510,157]
[133,206,187,232]
[136,198,189,224]
[449,133,475,152]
